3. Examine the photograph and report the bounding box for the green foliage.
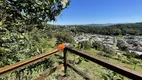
[126,29,139,35]
[101,69,128,80]
[117,56,130,64]
[78,41,92,49]
[112,28,121,35]
[68,23,142,35]
[3,0,70,24]
[0,0,70,65]
[124,52,139,59]
[92,41,103,50]
[1,0,142,79]
[103,46,115,56]
[0,0,70,79]
[0,24,61,79]
[55,32,73,44]
[92,41,115,57]
[118,44,128,51]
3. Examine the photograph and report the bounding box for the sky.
[49,0,142,25]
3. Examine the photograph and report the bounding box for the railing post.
[63,48,68,76]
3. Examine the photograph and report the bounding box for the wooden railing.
[65,47,142,80]
[0,49,59,76]
[0,46,142,80]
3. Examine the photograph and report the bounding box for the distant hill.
[84,23,114,26]
[55,22,142,27]
[55,23,114,27]
[68,22,142,35]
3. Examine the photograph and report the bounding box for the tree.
[55,32,73,44]
[92,41,103,50]
[118,44,128,51]
[0,0,70,67]
[4,0,70,24]
[78,41,92,49]
[0,1,70,79]
[126,29,139,35]
[112,28,121,36]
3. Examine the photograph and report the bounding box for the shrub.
[118,44,128,51]
[55,32,73,44]
[78,41,92,49]
[92,41,103,50]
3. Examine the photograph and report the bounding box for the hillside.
[1,0,142,79]
[68,22,142,35]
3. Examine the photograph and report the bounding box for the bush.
[92,41,116,57]
[55,32,73,44]
[92,41,103,50]
[78,41,92,49]
[124,52,140,59]
[118,44,128,51]
[103,45,116,56]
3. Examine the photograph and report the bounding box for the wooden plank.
[65,47,142,80]
[67,63,91,80]
[64,48,68,76]
[0,49,59,76]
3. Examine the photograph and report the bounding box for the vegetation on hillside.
[68,23,142,35]
[0,0,142,80]
[0,0,71,80]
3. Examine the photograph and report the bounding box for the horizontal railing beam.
[65,47,142,80]
[0,49,59,76]
[67,63,91,80]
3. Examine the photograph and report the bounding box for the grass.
[82,48,142,72]
[105,57,142,72]
[1,40,141,80]
[61,48,142,80]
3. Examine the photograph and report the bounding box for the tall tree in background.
[1,0,70,25]
[0,0,70,67]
